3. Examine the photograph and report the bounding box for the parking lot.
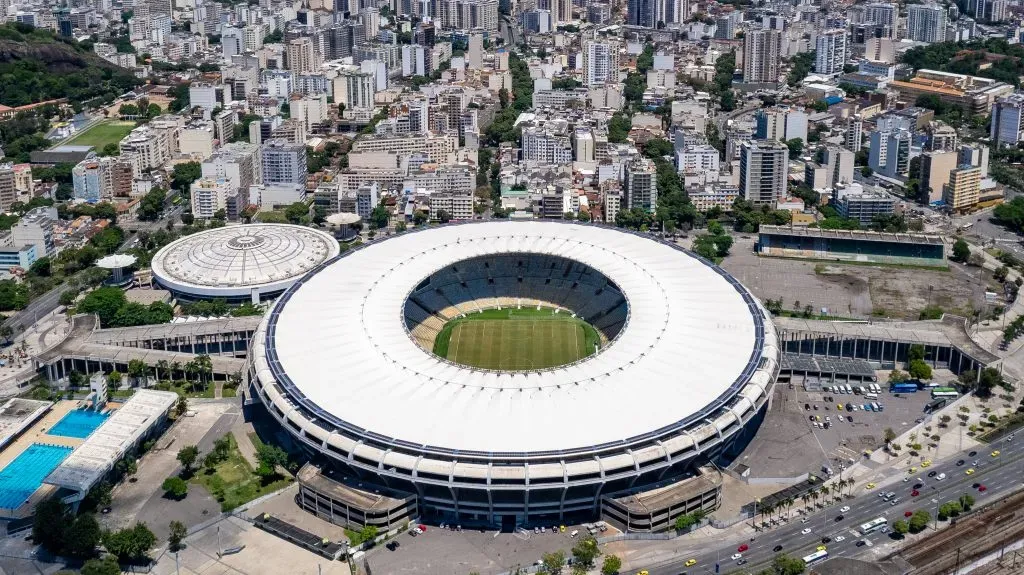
[731,377,943,480]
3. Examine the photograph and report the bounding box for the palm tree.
[171,361,182,380]
[821,485,831,505]
[156,360,169,382]
[801,493,810,510]
[811,489,820,508]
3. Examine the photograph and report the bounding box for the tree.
[437,209,452,223]
[168,520,187,552]
[889,369,909,383]
[64,513,102,558]
[909,509,930,533]
[162,476,188,499]
[861,165,874,177]
[908,344,925,362]
[601,555,622,575]
[952,238,971,263]
[177,445,200,473]
[785,138,804,157]
[769,553,807,575]
[884,427,897,443]
[960,493,975,511]
[81,556,121,575]
[893,519,909,537]
[103,523,156,563]
[370,205,390,229]
[76,287,128,327]
[283,202,309,225]
[541,550,566,574]
[571,536,601,571]
[175,395,188,417]
[171,162,201,191]
[255,442,289,478]
[137,187,166,221]
[33,498,70,553]
[909,359,932,380]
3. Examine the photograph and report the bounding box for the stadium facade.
[758,225,947,268]
[248,221,780,530]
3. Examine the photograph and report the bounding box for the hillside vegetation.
[0,23,141,107]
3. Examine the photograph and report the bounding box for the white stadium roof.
[261,222,766,454]
[151,224,340,299]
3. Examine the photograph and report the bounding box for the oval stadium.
[248,221,780,531]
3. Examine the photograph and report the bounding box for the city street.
[645,434,1024,574]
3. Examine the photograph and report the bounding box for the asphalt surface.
[647,433,1024,575]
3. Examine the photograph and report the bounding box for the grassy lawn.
[432,307,600,370]
[64,120,136,149]
[222,387,237,398]
[190,433,292,511]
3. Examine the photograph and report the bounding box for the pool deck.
[0,400,113,519]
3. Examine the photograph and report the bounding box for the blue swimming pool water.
[48,409,110,439]
[0,444,73,509]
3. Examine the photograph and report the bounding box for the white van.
[845,385,854,394]
[871,384,881,394]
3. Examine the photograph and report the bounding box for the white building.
[739,140,788,205]
[815,29,847,77]
[191,177,233,219]
[991,92,1024,148]
[583,41,618,87]
[907,4,948,43]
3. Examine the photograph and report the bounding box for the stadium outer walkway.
[34,314,251,385]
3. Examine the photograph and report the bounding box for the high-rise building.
[12,207,55,258]
[0,164,15,213]
[333,67,375,110]
[468,32,483,69]
[72,160,103,203]
[863,3,897,27]
[550,0,571,26]
[739,140,788,206]
[627,0,655,28]
[844,116,863,152]
[323,21,364,60]
[202,142,262,195]
[190,178,234,219]
[262,139,307,185]
[402,44,427,77]
[286,37,318,74]
[521,126,573,164]
[742,29,781,84]
[834,190,896,226]
[624,157,658,212]
[584,41,618,87]
[815,29,847,76]
[926,121,959,152]
[991,93,1024,148]
[920,150,958,203]
[959,144,990,177]
[906,4,948,43]
[943,166,982,212]
[868,130,911,178]
[966,0,1007,22]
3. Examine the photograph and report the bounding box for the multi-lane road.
[647,433,1024,574]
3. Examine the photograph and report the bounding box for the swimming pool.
[0,444,73,509]
[48,409,111,439]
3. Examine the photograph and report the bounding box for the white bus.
[802,550,829,565]
[865,393,879,401]
[858,517,887,535]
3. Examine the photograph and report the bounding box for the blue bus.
[890,383,918,393]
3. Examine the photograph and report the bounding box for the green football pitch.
[432,308,601,371]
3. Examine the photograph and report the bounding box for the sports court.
[440,309,599,370]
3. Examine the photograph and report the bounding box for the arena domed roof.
[151,224,339,300]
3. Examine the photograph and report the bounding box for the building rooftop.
[44,390,178,494]
[0,399,51,450]
[150,224,340,295]
[758,225,943,246]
